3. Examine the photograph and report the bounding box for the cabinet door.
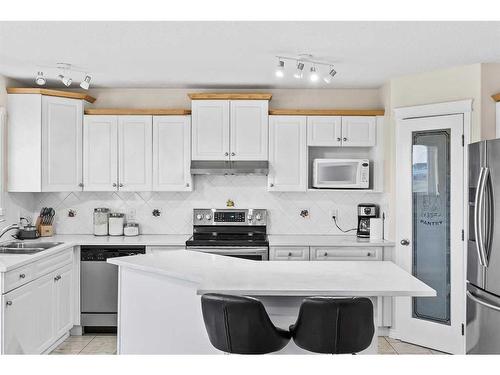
[153,116,192,191]
[341,116,376,147]
[270,247,310,261]
[34,272,56,353]
[230,100,268,160]
[268,116,307,191]
[310,247,382,261]
[191,100,230,160]
[41,96,83,191]
[83,116,118,191]
[54,264,73,338]
[118,116,153,191]
[307,116,342,146]
[2,280,38,354]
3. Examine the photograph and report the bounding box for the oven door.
[313,159,365,188]
[187,246,268,261]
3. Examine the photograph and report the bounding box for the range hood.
[190,160,269,175]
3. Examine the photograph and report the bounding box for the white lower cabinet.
[1,262,73,354]
[310,247,382,261]
[269,247,309,261]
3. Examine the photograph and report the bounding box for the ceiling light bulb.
[293,62,304,79]
[275,59,285,78]
[310,66,319,82]
[323,68,337,83]
[80,74,92,90]
[58,74,72,87]
[35,71,46,86]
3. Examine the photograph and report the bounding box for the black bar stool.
[201,293,291,354]
[289,297,374,354]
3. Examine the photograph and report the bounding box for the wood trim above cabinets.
[7,88,96,103]
[492,93,500,102]
[188,93,272,100]
[268,109,385,116]
[84,108,191,115]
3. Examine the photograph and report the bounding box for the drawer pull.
[367,252,372,256]
[324,252,328,256]
[6,301,12,306]
[19,273,26,279]
[54,275,61,282]
[288,252,292,257]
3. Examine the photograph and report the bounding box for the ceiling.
[1,21,500,89]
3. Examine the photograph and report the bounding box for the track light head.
[275,59,285,78]
[80,74,92,90]
[58,74,72,87]
[35,71,46,86]
[323,68,337,83]
[309,66,319,82]
[293,62,305,79]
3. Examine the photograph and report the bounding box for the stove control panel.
[193,209,267,226]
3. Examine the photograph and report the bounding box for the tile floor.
[51,334,445,355]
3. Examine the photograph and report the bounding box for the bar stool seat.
[289,297,374,354]
[201,293,291,354]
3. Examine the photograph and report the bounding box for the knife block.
[38,224,54,237]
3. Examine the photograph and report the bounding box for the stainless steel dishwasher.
[81,246,145,330]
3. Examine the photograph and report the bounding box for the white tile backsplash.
[21,175,388,235]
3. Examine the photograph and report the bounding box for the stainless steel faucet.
[0,223,20,239]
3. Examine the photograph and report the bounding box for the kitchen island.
[108,250,435,354]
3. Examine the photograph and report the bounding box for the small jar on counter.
[93,208,110,236]
[124,222,140,237]
[108,213,125,236]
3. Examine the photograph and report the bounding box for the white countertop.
[268,235,394,247]
[108,250,435,297]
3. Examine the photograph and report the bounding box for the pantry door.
[395,103,468,354]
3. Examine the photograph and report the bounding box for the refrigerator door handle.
[474,167,489,267]
[467,290,500,312]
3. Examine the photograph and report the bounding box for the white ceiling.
[1,21,500,89]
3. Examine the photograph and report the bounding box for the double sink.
[0,241,63,255]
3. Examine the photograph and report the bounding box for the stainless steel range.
[185,208,268,260]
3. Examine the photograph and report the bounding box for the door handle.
[474,167,489,267]
[467,290,500,312]
[400,239,410,246]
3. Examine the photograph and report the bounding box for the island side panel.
[117,267,217,354]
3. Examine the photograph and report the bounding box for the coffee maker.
[357,203,379,238]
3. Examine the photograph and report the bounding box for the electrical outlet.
[330,208,339,220]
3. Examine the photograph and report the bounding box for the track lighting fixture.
[323,67,337,83]
[58,74,72,87]
[293,62,305,79]
[35,72,46,86]
[80,74,92,90]
[274,55,337,84]
[275,59,285,78]
[309,66,319,82]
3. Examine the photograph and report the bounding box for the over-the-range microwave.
[312,159,369,189]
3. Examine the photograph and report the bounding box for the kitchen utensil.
[15,225,40,240]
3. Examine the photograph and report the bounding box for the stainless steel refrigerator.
[467,139,500,354]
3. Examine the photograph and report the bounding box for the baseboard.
[70,325,83,336]
[42,332,70,355]
[378,327,390,336]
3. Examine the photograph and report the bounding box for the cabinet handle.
[343,137,347,141]
[6,301,12,306]
[54,275,61,282]
[19,273,25,279]
[231,152,235,156]
[288,252,292,257]
[119,183,124,188]
[336,137,341,142]
[269,183,274,188]
[78,182,84,188]
[186,183,190,188]
[112,183,117,188]
[224,152,229,156]
[367,252,372,256]
[324,252,328,257]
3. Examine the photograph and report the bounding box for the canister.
[108,213,125,236]
[93,208,110,236]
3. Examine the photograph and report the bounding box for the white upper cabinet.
[341,116,376,147]
[7,94,84,192]
[41,96,83,191]
[118,116,153,191]
[191,100,269,160]
[230,100,268,160]
[307,116,342,146]
[268,116,307,191]
[83,116,119,191]
[192,100,230,160]
[153,116,192,191]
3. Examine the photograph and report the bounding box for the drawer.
[311,247,382,261]
[34,250,73,278]
[270,247,309,261]
[3,263,35,293]
[146,246,185,254]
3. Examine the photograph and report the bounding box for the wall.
[481,63,500,140]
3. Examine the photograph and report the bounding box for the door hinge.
[461,229,464,241]
[461,323,465,336]
[462,134,465,146]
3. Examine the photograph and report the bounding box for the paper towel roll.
[370,218,383,240]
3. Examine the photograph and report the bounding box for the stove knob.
[196,214,203,221]
[247,214,253,221]
[255,213,262,221]
[205,214,212,220]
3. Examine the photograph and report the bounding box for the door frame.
[392,99,472,354]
